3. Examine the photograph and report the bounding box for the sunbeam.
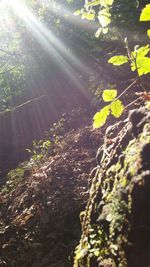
[3,0,93,100]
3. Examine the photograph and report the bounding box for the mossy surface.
[74,105,150,267]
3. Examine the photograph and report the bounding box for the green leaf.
[101,0,114,7]
[98,15,111,27]
[132,45,150,58]
[95,28,102,38]
[82,12,95,20]
[86,0,113,8]
[86,0,101,7]
[131,45,150,76]
[94,250,100,257]
[98,9,111,27]
[131,56,150,76]
[140,4,150,21]
[102,89,117,102]
[110,100,124,118]
[76,248,89,260]
[42,140,51,148]
[74,10,81,16]
[108,55,129,66]
[147,29,150,37]
[98,9,111,18]
[93,105,110,128]
[90,233,97,238]
[102,27,108,34]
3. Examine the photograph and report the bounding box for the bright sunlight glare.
[6,0,29,16]
[1,0,93,98]
[0,0,94,148]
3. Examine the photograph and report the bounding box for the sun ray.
[3,0,93,100]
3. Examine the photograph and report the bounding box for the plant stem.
[112,79,137,104]
[124,96,143,110]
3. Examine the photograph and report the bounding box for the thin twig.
[124,96,143,110]
[111,79,137,105]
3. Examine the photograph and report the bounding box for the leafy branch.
[93,82,136,129]
[93,3,150,129]
[74,0,114,37]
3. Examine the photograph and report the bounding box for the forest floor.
[0,108,105,267]
[1,104,149,267]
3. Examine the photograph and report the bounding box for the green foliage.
[74,0,148,39]
[93,90,124,129]
[81,12,95,20]
[27,139,51,163]
[102,89,117,102]
[93,105,110,128]
[0,0,148,113]
[0,0,87,112]
[74,9,96,21]
[1,167,25,194]
[97,9,111,27]
[132,44,150,57]
[131,45,150,76]
[147,29,150,37]
[95,27,108,37]
[108,55,129,66]
[108,44,150,77]
[85,0,101,7]
[140,4,150,21]
[110,100,124,118]
[74,10,81,16]
[74,225,106,264]
[76,1,150,129]
[131,55,150,76]
[74,2,150,266]
[74,105,150,267]
[88,226,106,257]
[74,0,114,36]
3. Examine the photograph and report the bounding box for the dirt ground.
[0,120,104,267]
